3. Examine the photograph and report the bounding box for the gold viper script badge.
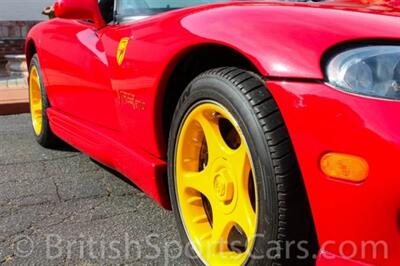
[116,37,130,66]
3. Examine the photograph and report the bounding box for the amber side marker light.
[320,153,369,182]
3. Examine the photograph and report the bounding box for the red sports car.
[25,0,400,265]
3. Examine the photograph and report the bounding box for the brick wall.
[0,21,40,72]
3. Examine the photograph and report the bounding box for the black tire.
[29,54,60,148]
[167,67,317,265]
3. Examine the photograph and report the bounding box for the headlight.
[326,46,400,100]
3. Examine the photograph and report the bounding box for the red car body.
[25,1,400,265]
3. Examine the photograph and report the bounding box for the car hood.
[217,0,400,17]
[115,0,400,79]
[174,0,400,78]
[243,0,400,17]
[325,0,400,14]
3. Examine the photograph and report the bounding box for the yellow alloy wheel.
[29,66,43,136]
[176,102,258,265]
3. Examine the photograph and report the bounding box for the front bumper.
[266,80,400,266]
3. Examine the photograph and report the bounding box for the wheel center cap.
[213,169,233,202]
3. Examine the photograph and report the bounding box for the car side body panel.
[95,1,400,158]
[25,1,400,265]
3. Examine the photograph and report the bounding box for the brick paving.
[0,77,29,115]
[0,77,27,90]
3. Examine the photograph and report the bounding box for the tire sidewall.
[167,74,279,265]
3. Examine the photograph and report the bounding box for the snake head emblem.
[116,37,130,66]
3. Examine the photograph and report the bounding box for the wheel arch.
[158,43,262,154]
[157,47,319,248]
[25,38,37,68]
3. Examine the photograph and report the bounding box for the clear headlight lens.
[327,46,400,100]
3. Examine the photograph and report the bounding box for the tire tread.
[193,67,316,265]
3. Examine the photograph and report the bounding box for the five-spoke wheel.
[168,67,317,265]
[176,102,258,264]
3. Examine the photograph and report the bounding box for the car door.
[41,19,119,131]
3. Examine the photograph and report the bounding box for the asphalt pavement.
[0,114,189,265]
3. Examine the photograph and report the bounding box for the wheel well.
[162,44,260,146]
[25,39,37,68]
